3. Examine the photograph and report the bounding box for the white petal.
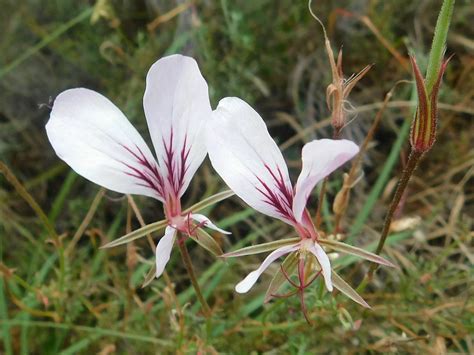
[46,88,165,201]
[308,242,333,292]
[191,213,231,234]
[144,55,211,199]
[235,243,299,293]
[155,226,176,279]
[207,97,295,224]
[293,139,359,222]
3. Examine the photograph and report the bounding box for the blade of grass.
[348,118,411,242]
[0,279,13,355]
[59,334,101,355]
[0,320,172,346]
[0,7,93,79]
[47,171,77,223]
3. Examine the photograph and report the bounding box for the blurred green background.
[0,0,472,353]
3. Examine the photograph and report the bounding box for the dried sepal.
[342,64,372,98]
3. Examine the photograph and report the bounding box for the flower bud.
[409,56,450,153]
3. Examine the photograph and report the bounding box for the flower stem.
[369,149,422,275]
[177,235,211,317]
[357,149,422,290]
[373,0,454,261]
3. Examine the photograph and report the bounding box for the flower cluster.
[46,54,395,320]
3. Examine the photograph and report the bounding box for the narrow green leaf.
[0,7,93,79]
[189,228,224,256]
[100,219,168,249]
[48,171,77,223]
[319,239,396,267]
[183,189,235,214]
[264,251,299,303]
[332,270,370,308]
[222,237,300,258]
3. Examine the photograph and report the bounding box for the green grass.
[1,0,473,353]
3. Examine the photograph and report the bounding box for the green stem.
[177,235,211,317]
[425,0,455,94]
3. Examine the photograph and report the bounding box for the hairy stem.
[375,149,422,256]
[177,235,211,317]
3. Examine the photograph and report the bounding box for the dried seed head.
[325,50,371,135]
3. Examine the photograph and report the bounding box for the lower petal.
[155,226,176,279]
[308,242,333,292]
[191,213,231,235]
[235,243,299,294]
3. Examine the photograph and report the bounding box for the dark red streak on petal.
[255,164,295,221]
[120,144,165,198]
[162,127,191,196]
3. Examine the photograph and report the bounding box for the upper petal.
[46,88,165,201]
[155,226,176,279]
[207,97,295,224]
[292,139,359,222]
[144,55,211,198]
[235,243,299,293]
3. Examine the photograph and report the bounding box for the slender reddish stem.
[177,234,211,317]
[366,149,422,282]
[375,149,422,255]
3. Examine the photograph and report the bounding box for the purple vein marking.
[120,144,165,198]
[162,127,191,196]
[255,164,295,221]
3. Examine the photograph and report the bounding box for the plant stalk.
[177,234,211,317]
[374,149,422,257]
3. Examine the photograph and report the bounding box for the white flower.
[206,97,392,298]
[46,54,229,279]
